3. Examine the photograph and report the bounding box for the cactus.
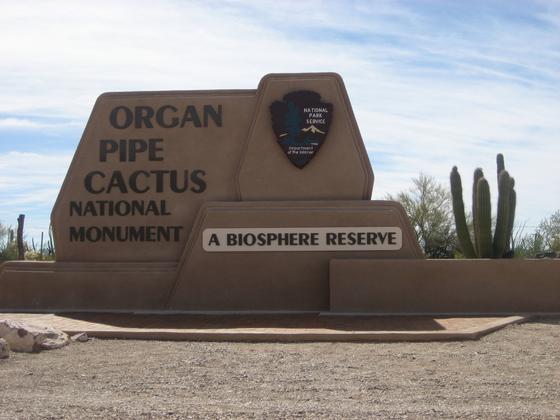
[450,166,476,258]
[47,225,56,259]
[472,168,484,254]
[506,179,516,255]
[450,154,516,258]
[475,177,493,258]
[496,153,505,181]
[492,170,512,257]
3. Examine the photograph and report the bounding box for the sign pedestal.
[168,200,422,312]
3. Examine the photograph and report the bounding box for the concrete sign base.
[0,200,425,312]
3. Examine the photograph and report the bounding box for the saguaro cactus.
[450,154,516,258]
[450,167,476,258]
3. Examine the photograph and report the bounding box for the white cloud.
[0,117,81,130]
[0,0,558,237]
[0,152,72,240]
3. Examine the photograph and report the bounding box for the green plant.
[387,173,457,258]
[536,210,560,253]
[0,227,18,262]
[46,225,56,260]
[450,153,516,258]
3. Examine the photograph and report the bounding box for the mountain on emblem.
[301,125,325,134]
[270,91,333,168]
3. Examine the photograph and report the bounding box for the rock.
[71,332,89,342]
[0,338,9,359]
[0,319,70,353]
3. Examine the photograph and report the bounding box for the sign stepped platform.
[0,313,529,342]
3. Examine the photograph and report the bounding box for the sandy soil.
[1,318,559,419]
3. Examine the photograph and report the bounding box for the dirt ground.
[1,318,559,419]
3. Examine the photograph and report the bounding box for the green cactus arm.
[450,166,476,258]
[475,177,493,258]
[496,153,505,184]
[493,170,512,257]
[504,178,516,257]
[472,168,484,256]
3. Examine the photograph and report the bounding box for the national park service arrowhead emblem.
[270,91,333,168]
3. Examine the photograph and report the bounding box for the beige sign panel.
[51,74,374,262]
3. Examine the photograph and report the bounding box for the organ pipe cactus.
[450,154,516,258]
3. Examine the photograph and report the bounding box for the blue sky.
[0,0,559,241]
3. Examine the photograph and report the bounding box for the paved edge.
[53,315,531,342]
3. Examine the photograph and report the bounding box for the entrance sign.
[1,72,558,315]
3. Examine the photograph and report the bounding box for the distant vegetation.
[0,222,55,262]
[387,173,456,259]
[513,210,560,258]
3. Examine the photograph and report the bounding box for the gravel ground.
[1,318,559,419]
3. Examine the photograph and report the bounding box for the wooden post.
[17,214,25,260]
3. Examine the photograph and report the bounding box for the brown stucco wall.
[330,259,560,314]
[0,261,176,311]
